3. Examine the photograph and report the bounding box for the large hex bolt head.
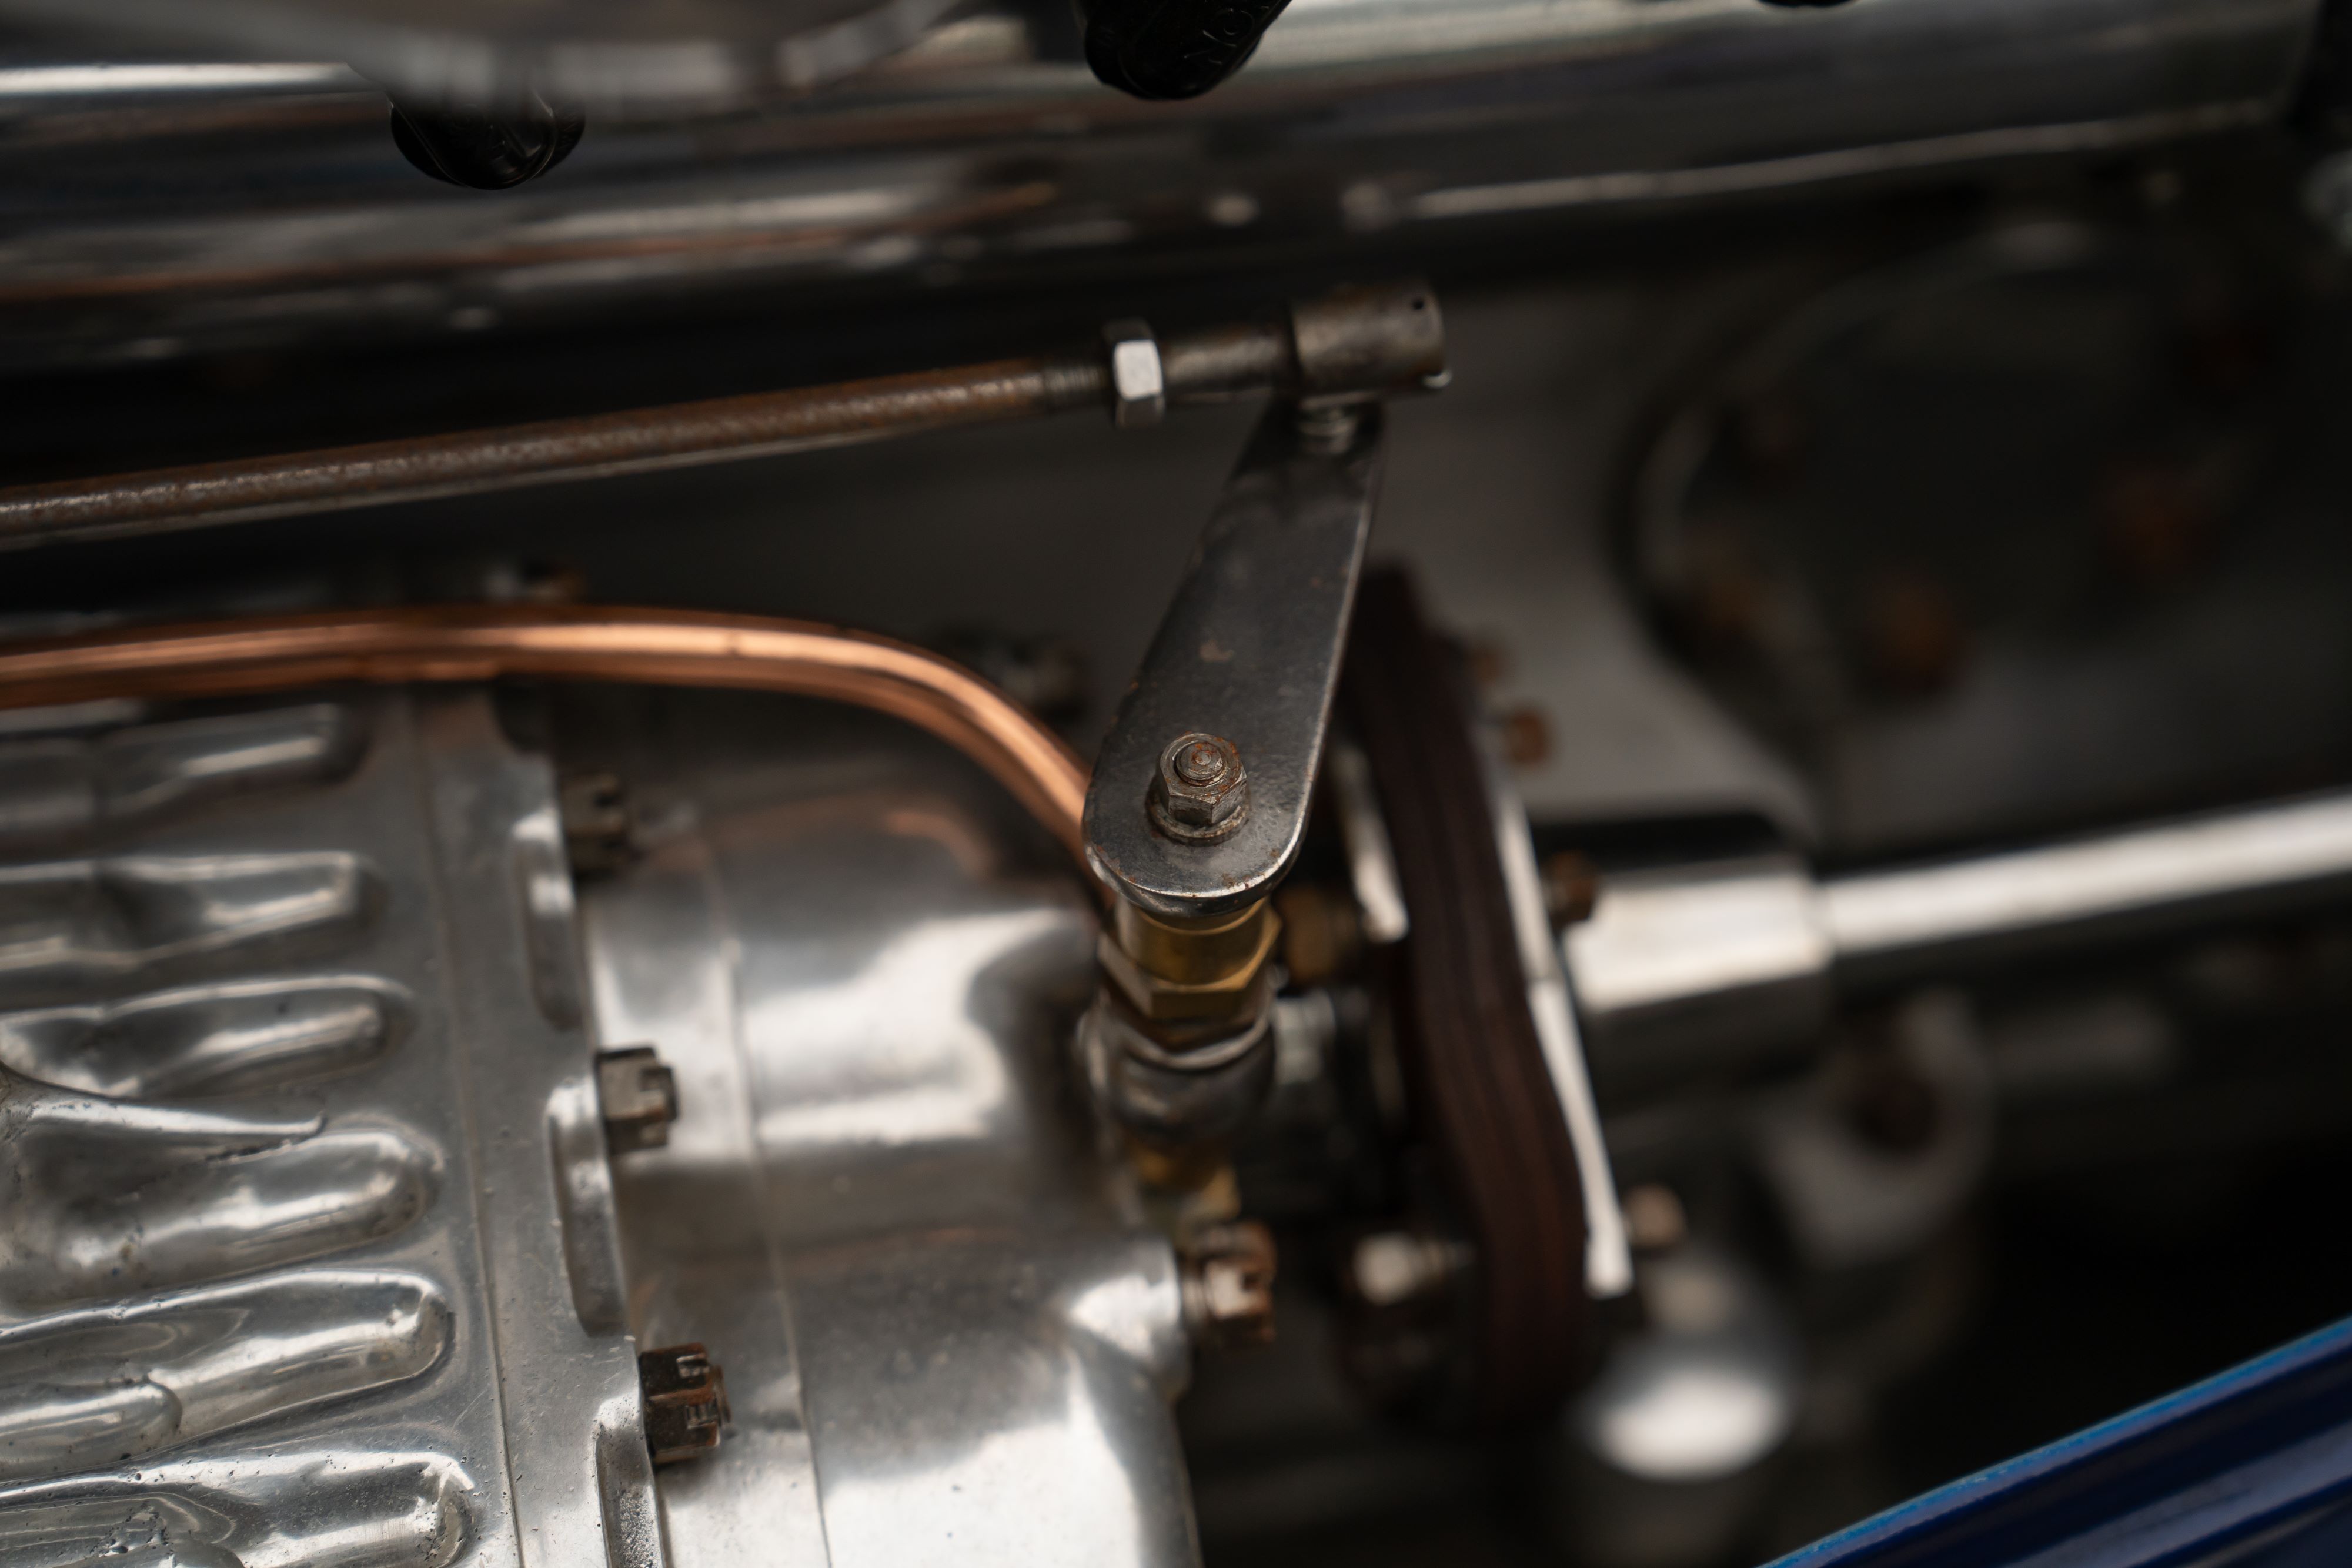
[1149,731,1249,843]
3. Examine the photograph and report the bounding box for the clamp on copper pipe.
[0,603,1092,867]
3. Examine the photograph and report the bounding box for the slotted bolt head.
[1150,731,1248,842]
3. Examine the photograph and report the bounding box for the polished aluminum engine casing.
[0,691,660,1567]
[0,685,1192,1568]
[580,690,1197,1568]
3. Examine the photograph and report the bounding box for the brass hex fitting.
[1098,897,1282,1024]
[1085,900,1282,1170]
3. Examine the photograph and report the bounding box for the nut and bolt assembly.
[1148,730,1250,843]
[1090,728,1278,1152]
[640,1343,731,1465]
[1181,1221,1278,1348]
[596,1045,679,1154]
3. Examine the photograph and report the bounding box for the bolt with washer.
[1150,731,1249,842]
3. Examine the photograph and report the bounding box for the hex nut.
[1097,915,1280,1023]
[560,771,634,877]
[597,1045,679,1154]
[1181,1221,1278,1348]
[640,1343,731,1465]
[1150,732,1249,843]
[1103,318,1165,429]
[1080,988,1277,1147]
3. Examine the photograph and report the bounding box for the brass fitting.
[1097,897,1282,1027]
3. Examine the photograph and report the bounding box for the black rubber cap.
[1081,0,1291,101]
[390,96,585,190]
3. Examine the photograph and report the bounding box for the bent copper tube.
[0,604,1092,865]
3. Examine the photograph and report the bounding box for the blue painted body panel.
[1763,1316,2352,1568]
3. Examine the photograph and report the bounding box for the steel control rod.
[0,281,1444,550]
[1566,787,2352,1084]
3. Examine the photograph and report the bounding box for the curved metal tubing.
[0,605,1091,865]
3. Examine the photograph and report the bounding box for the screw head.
[1151,732,1248,842]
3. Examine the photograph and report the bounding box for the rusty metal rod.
[0,604,1094,865]
[0,355,1108,549]
[0,279,1451,549]
[0,315,1312,550]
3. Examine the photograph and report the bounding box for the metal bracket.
[1083,400,1385,920]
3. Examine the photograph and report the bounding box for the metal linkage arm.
[1082,277,1442,922]
[1078,284,1443,1173]
[1083,400,1386,921]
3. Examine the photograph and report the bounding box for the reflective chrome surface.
[0,704,364,848]
[1820,790,2352,984]
[1573,1249,1798,1485]
[1568,790,2352,1083]
[1546,1248,1802,1568]
[0,0,2314,368]
[577,693,1198,1568]
[0,0,967,113]
[1567,855,1836,1088]
[0,691,659,1567]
